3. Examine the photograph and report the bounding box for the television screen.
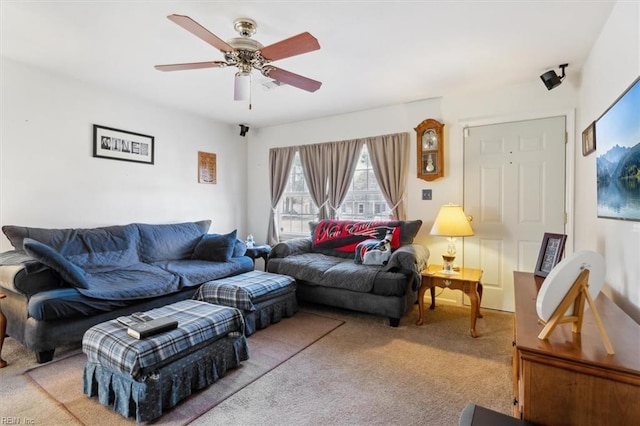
[596,75,640,221]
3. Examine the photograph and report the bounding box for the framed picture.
[93,124,154,164]
[198,151,217,184]
[534,233,567,278]
[582,121,596,156]
[596,75,640,220]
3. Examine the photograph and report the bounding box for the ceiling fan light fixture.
[234,72,251,101]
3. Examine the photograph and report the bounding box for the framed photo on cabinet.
[534,233,567,277]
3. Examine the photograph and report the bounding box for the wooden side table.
[0,293,7,368]
[416,265,484,337]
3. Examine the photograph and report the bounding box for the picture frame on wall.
[534,233,567,278]
[93,124,154,164]
[198,151,217,184]
[582,121,596,156]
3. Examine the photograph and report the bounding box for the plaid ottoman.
[82,300,248,422]
[193,270,297,335]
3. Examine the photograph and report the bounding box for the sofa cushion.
[23,238,89,289]
[137,220,211,263]
[153,257,254,288]
[192,230,237,262]
[309,220,422,258]
[268,254,410,296]
[77,263,181,300]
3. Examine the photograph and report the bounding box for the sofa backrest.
[308,219,422,258]
[3,224,141,273]
[2,219,212,267]
[136,220,211,262]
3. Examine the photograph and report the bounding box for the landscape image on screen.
[596,76,640,221]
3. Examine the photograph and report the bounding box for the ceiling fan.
[155,14,322,103]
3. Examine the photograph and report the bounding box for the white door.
[463,116,566,312]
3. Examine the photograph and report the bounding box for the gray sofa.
[267,219,429,326]
[0,220,253,362]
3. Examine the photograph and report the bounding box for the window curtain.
[327,139,364,219]
[299,144,330,220]
[367,132,410,220]
[268,146,297,245]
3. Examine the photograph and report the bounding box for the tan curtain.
[268,146,297,245]
[299,144,330,220]
[327,139,364,219]
[366,132,410,220]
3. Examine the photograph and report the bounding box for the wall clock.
[415,118,444,181]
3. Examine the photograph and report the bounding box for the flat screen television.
[596,75,640,221]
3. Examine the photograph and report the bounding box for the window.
[278,145,390,239]
[278,153,319,238]
[340,145,390,221]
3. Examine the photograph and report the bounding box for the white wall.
[577,1,640,322]
[0,58,247,251]
[246,81,578,271]
[245,98,441,246]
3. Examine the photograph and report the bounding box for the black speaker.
[540,64,568,91]
[239,124,249,137]
[540,70,562,90]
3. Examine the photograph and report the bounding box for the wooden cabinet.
[513,271,640,425]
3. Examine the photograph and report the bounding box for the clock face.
[422,129,438,150]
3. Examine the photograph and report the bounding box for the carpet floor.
[1,302,514,425]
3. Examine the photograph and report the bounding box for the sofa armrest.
[0,250,63,295]
[386,244,430,272]
[384,244,430,291]
[269,237,312,259]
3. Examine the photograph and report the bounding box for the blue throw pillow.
[23,238,88,289]
[233,239,247,257]
[192,230,237,262]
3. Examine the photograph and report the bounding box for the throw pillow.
[23,238,88,289]
[233,239,247,257]
[354,230,394,265]
[192,230,237,262]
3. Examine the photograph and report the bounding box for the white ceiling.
[1,1,614,129]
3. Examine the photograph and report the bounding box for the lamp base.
[442,254,457,274]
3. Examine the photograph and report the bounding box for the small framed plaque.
[198,151,217,184]
[534,233,567,278]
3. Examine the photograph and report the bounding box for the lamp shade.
[234,72,251,101]
[430,204,474,237]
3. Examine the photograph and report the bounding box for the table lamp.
[430,203,474,274]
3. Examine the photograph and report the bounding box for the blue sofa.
[0,220,253,362]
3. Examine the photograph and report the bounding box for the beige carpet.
[191,303,514,425]
[3,303,514,425]
[23,311,344,425]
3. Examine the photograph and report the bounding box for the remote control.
[117,316,138,327]
[131,312,154,322]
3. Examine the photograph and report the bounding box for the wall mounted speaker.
[540,64,568,91]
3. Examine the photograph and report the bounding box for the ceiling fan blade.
[167,14,234,53]
[260,32,320,62]
[155,61,228,72]
[266,67,322,92]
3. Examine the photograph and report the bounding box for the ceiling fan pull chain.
[249,73,253,110]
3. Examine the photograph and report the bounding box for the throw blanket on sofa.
[311,220,401,253]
